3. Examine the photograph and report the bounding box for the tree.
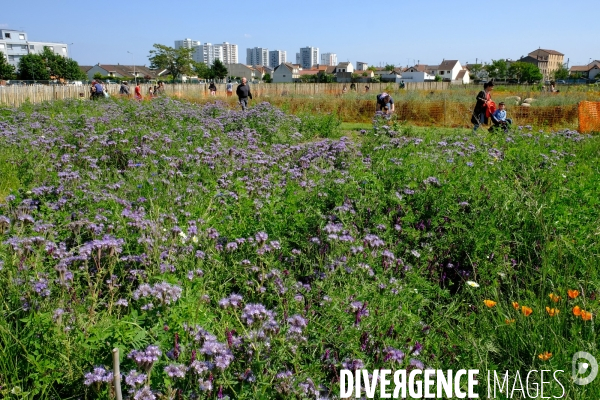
[484,59,507,80]
[468,64,488,81]
[17,47,85,81]
[262,73,272,83]
[384,64,396,71]
[93,72,103,80]
[553,65,569,80]
[210,59,228,81]
[148,44,194,82]
[18,54,50,80]
[434,75,442,82]
[0,52,16,80]
[193,61,212,80]
[508,61,543,83]
[367,66,377,71]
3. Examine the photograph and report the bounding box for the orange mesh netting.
[578,101,600,133]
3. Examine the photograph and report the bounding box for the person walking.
[471,81,494,132]
[236,77,253,111]
[134,82,142,100]
[119,81,130,96]
[226,80,233,97]
[209,82,217,96]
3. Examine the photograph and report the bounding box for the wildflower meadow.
[0,98,599,399]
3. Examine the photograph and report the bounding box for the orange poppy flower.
[505,319,515,324]
[512,302,519,310]
[521,306,533,316]
[581,310,593,321]
[538,352,552,361]
[548,293,561,303]
[545,307,559,317]
[573,306,582,317]
[484,300,497,308]
[567,290,580,299]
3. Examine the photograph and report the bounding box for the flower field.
[0,98,599,399]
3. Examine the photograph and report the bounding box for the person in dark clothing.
[119,81,130,96]
[236,77,253,111]
[471,81,494,132]
[209,82,217,96]
[376,92,394,114]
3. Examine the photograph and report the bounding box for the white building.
[221,42,238,65]
[197,43,223,66]
[321,53,337,66]
[269,50,286,69]
[299,46,319,69]
[247,47,268,66]
[272,62,300,83]
[175,38,201,49]
[0,29,69,68]
[356,61,368,71]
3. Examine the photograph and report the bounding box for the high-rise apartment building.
[175,38,201,49]
[221,42,238,65]
[321,53,337,66]
[247,47,268,66]
[269,50,287,68]
[299,46,319,69]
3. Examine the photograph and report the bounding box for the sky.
[2,0,597,68]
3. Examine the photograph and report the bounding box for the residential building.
[400,65,435,82]
[520,49,564,80]
[269,50,286,69]
[198,43,224,66]
[247,47,268,67]
[175,38,201,49]
[335,62,354,74]
[569,60,600,80]
[252,65,273,80]
[225,64,258,82]
[81,63,166,81]
[356,61,368,71]
[299,46,319,69]
[272,62,300,83]
[221,42,238,64]
[320,52,337,66]
[0,28,69,68]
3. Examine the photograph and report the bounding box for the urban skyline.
[1,0,597,69]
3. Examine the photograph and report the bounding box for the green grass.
[0,98,599,399]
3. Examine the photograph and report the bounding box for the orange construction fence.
[579,101,600,133]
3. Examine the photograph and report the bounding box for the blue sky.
[2,0,596,68]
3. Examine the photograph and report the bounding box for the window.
[4,33,10,38]
[7,44,12,50]
[8,55,14,60]
[29,45,34,50]
[62,47,67,53]
[440,71,444,75]
[19,34,25,40]
[21,45,27,50]
[283,75,286,77]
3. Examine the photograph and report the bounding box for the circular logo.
[572,352,598,385]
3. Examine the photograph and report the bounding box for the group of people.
[372,81,512,133]
[471,81,512,133]
[207,79,253,110]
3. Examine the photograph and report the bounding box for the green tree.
[508,61,543,83]
[18,54,50,80]
[0,52,16,80]
[434,75,442,82]
[262,73,272,83]
[553,65,569,80]
[317,72,335,83]
[367,66,377,71]
[93,72,103,80]
[210,59,228,81]
[148,44,194,82]
[384,64,396,71]
[193,61,212,80]
[484,59,507,80]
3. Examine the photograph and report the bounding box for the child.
[490,102,512,133]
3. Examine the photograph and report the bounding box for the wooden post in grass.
[112,348,123,400]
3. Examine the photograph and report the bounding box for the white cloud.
[244,33,251,38]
